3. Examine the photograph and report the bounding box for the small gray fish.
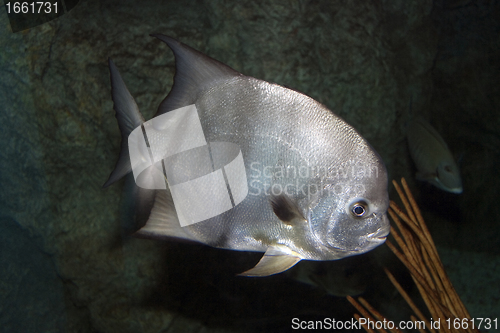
[407,116,463,194]
[104,35,390,276]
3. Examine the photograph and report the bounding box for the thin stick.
[347,296,386,333]
[354,313,377,333]
[421,246,456,316]
[388,224,420,272]
[397,182,471,321]
[391,201,463,316]
[383,268,434,333]
[357,297,404,333]
[417,242,438,292]
[410,314,429,333]
[388,229,452,332]
[392,180,418,225]
[391,178,478,333]
[385,240,456,320]
[412,249,440,322]
[388,209,421,268]
[400,178,426,235]
[390,201,419,229]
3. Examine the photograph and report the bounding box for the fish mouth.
[367,236,387,246]
[366,213,391,243]
[449,186,463,194]
[349,230,389,253]
[366,228,390,243]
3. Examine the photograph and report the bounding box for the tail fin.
[103,59,145,188]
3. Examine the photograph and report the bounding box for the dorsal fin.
[413,116,451,151]
[150,34,242,116]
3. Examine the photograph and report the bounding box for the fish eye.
[350,201,368,217]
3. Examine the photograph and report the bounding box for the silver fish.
[407,116,463,194]
[104,34,390,276]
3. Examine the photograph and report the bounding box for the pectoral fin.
[270,193,306,226]
[238,246,301,277]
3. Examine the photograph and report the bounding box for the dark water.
[1,0,499,332]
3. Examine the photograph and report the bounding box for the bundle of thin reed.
[348,178,478,333]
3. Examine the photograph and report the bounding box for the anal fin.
[238,246,301,277]
[103,59,145,188]
[135,190,199,243]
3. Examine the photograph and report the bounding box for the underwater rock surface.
[1,0,498,332]
[0,217,66,332]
